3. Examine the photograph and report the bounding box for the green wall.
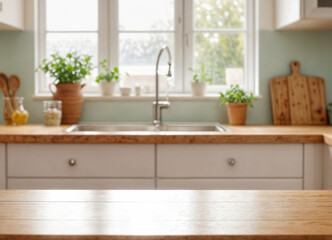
[0,30,331,124]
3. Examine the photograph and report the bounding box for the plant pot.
[49,83,85,124]
[191,82,206,96]
[99,80,116,96]
[226,102,248,125]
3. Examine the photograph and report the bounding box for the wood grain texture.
[0,190,332,240]
[270,61,327,125]
[0,124,332,144]
[270,76,290,124]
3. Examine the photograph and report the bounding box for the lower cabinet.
[323,145,332,190]
[4,142,328,190]
[157,144,304,190]
[7,144,155,190]
[8,179,154,190]
[157,179,303,190]
[0,144,5,189]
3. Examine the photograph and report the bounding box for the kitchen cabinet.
[276,0,332,30]
[4,143,327,190]
[323,145,332,190]
[0,0,24,30]
[157,144,304,190]
[0,144,5,189]
[7,144,155,190]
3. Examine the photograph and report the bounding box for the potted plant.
[328,103,332,125]
[96,60,120,96]
[219,85,255,125]
[38,52,93,124]
[188,64,212,96]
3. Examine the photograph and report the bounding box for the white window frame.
[35,0,258,96]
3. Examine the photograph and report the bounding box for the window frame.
[35,0,258,96]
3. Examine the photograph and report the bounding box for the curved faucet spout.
[154,45,172,126]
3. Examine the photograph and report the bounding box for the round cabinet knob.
[227,158,236,166]
[68,159,77,166]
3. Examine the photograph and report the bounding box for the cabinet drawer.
[8,178,154,190]
[158,179,303,190]
[8,144,154,177]
[157,144,303,178]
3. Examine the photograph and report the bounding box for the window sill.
[32,93,263,102]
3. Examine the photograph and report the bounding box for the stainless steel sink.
[65,123,229,133]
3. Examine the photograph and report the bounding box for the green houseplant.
[328,103,332,125]
[96,60,120,96]
[219,84,255,125]
[188,64,212,96]
[38,52,93,124]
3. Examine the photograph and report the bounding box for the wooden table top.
[0,190,332,240]
[0,124,332,145]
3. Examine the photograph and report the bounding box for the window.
[36,0,257,95]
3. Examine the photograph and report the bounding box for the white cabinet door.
[0,0,24,30]
[157,144,303,190]
[275,0,332,30]
[158,179,303,190]
[8,144,154,178]
[157,144,303,178]
[8,179,154,190]
[323,145,332,190]
[0,144,5,189]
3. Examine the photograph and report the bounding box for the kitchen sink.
[64,123,229,133]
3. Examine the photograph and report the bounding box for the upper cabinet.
[276,0,332,30]
[0,0,24,30]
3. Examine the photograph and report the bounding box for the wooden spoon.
[8,75,21,99]
[0,77,10,97]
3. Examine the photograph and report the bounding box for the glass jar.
[43,101,62,126]
[3,97,14,125]
[11,97,29,125]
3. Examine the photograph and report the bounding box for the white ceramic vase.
[99,81,116,96]
[191,82,206,97]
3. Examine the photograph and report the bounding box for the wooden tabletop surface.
[0,190,332,240]
[0,124,332,144]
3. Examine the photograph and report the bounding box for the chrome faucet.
[153,45,172,126]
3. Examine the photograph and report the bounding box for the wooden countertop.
[0,124,332,145]
[0,190,331,240]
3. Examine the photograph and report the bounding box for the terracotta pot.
[191,82,206,96]
[49,83,85,124]
[99,80,116,96]
[226,103,248,125]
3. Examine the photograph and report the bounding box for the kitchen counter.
[0,190,331,240]
[0,124,332,145]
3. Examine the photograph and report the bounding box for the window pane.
[119,33,174,91]
[119,0,174,31]
[194,33,244,85]
[46,0,98,31]
[194,0,245,29]
[46,33,98,85]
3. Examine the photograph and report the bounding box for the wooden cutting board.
[270,61,327,125]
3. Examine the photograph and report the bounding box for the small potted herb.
[328,103,332,125]
[96,60,120,96]
[219,85,255,125]
[188,64,212,96]
[38,52,93,124]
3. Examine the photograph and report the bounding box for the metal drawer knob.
[68,159,77,166]
[227,158,236,166]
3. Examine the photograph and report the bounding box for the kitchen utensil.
[0,77,10,98]
[8,75,20,99]
[0,73,9,87]
[270,61,327,125]
[8,75,21,108]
